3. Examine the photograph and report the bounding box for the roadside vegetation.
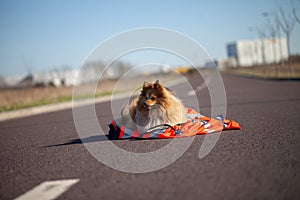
[224,57,300,79]
[0,74,180,113]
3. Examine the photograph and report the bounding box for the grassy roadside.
[224,61,300,79]
[0,91,115,113]
[0,74,182,113]
[0,77,123,113]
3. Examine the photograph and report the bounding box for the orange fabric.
[108,108,241,139]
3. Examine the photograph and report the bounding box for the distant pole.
[262,12,278,77]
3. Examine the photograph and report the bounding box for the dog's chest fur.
[135,106,166,132]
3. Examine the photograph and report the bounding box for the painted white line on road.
[187,90,196,96]
[196,83,207,92]
[187,82,207,96]
[15,179,79,200]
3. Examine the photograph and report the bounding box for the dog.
[116,80,187,133]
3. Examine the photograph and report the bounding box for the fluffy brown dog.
[117,80,187,132]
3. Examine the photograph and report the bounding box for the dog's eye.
[151,97,156,101]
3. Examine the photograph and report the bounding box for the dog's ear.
[143,81,149,88]
[154,80,160,86]
[154,80,161,89]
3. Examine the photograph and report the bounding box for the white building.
[33,69,79,87]
[216,57,237,70]
[227,38,288,67]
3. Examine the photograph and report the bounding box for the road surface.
[1,73,299,200]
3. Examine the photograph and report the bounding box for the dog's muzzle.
[143,102,152,110]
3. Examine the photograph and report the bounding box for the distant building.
[2,75,24,88]
[204,60,218,68]
[33,69,79,87]
[2,61,134,88]
[18,74,34,87]
[0,76,7,88]
[215,57,237,70]
[13,69,80,88]
[160,64,171,74]
[227,38,288,67]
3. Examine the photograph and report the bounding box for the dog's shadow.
[45,133,119,147]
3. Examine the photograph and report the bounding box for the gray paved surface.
[0,74,299,200]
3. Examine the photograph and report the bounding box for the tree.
[262,11,283,77]
[292,0,300,24]
[276,4,296,76]
[277,5,296,58]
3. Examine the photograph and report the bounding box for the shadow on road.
[45,134,117,147]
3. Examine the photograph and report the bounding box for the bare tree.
[277,5,296,57]
[292,0,300,23]
[276,4,296,76]
[262,12,282,77]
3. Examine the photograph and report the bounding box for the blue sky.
[0,0,299,76]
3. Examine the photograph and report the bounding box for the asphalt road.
[1,73,299,200]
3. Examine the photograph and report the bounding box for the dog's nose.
[143,102,148,107]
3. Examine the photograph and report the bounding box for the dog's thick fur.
[116,80,187,132]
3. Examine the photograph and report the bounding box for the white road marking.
[15,179,79,200]
[187,90,196,96]
[196,83,207,92]
[187,80,209,96]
